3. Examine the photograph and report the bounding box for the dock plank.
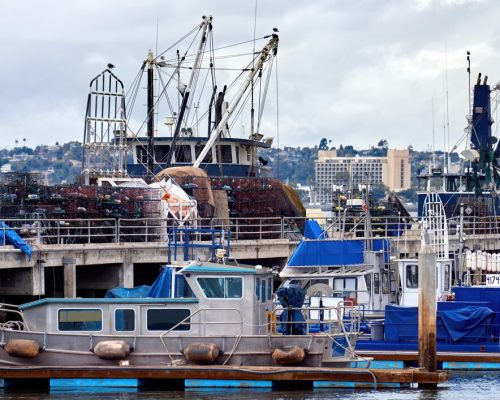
[0,365,448,384]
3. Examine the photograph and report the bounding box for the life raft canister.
[272,345,305,364]
[93,340,130,360]
[183,342,220,363]
[5,339,40,358]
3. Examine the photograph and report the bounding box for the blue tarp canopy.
[288,240,365,266]
[304,220,324,239]
[276,284,306,335]
[0,221,32,259]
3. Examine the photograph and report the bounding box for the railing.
[0,215,415,246]
[2,214,500,247]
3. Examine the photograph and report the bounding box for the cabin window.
[268,277,272,300]
[154,145,171,163]
[197,277,243,299]
[195,145,213,163]
[364,274,372,295]
[115,309,135,332]
[174,275,195,298]
[374,273,380,294]
[175,145,192,163]
[136,146,148,164]
[261,279,267,303]
[147,309,190,331]
[382,270,390,294]
[255,277,260,300]
[333,277,357,298]
[444,264,451,291]
[235,146,240,163]
[406,265,418,288]
[216,145,232,163]
[58,309,102,331]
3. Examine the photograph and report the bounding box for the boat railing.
[0,303,29,332]
[271,302,362,336]
[4,214,500,246]
[159,307,244,340]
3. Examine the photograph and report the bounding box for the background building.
[314,148,410,204]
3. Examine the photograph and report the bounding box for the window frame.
[196,276,244,299]
[57,308,103,332]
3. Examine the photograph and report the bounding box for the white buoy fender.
[272,345,306,364]
[466,250,473,271]
[183,342,220,363]
[5,339,39,358]
[93,340,130,360]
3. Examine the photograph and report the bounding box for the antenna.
[467,51,471,144]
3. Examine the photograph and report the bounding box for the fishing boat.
[416,67,500,218]
[81,15,304,225]
[0,254,362,368]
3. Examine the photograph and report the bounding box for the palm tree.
[14,139,18,147]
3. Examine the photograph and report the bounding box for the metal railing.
[0,215,415,246]
[1,214,500,247]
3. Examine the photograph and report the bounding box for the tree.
[377,139,388,149]
[319,138,329,150]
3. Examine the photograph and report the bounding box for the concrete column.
[63,257,77,298]
[120,261,134,288]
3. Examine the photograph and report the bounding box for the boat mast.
[146,50,155,178]
[164,15,212,169]
[193,33,279,168]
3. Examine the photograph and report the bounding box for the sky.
[2,0,500,152]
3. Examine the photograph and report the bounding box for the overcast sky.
[1,0,500,152]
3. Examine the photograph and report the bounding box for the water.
[0,372,498,400]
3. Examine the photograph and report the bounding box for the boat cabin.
[19,262,273,336]
[396,258,453,306]
[127,137,272,177]
[279,239,396,314]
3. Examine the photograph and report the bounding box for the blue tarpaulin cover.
[105,285,151,298]
[276,284,306,335]
[148,266,173,298]
[384,304,494,343]
[304,220,324,239]
[454,287,500,337]
[440,306,493,342]
[0,221,32,259]
[288,240,365,266]
[287,238,391,267]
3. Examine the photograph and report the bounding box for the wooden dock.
[0,365,448,389]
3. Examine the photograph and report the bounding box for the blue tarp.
[276,284,306,335]
[373,238,391,263]
[148,266,173,298]
[0,221,32,259]
[454,287,500,337]
[440,306,494,342]
[105,285,151,298]
[384,304,494,343]
[288,240,365,266]
[304,220,324,239]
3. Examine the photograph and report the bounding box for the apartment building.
[314,148,410,204]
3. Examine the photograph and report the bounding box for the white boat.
[0,260,361,368]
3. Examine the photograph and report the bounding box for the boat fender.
[183,342,220,363]
[93,340,130,360]
[272,345,305,364]
[5,339,40,358]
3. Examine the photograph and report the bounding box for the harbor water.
[0,371,498,400]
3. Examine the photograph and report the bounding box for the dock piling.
[418,233,437,387]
